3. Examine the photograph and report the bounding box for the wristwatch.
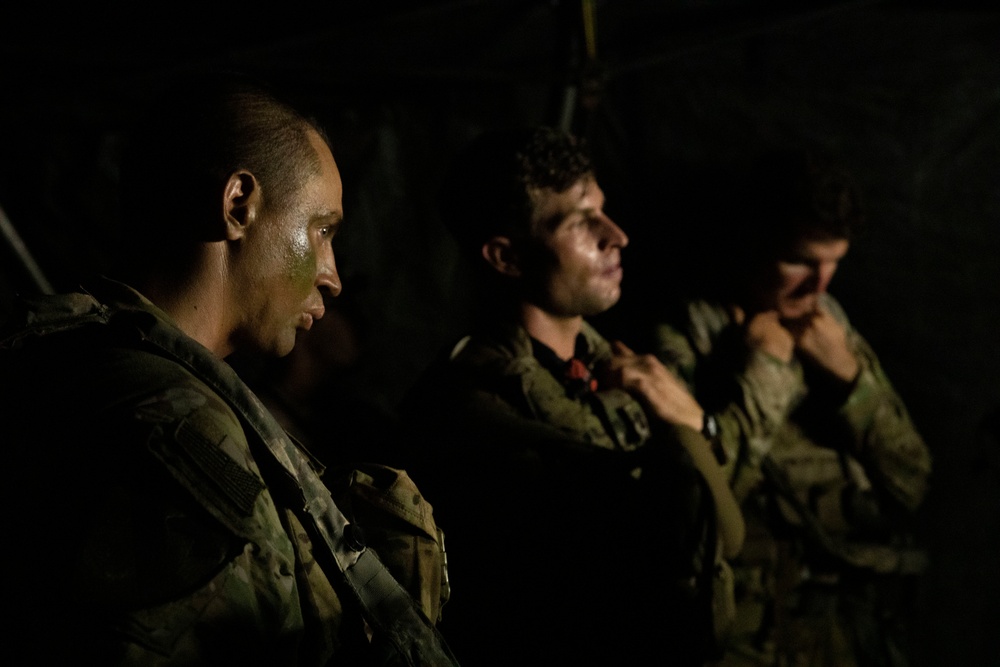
[701,412,727,464]
[701,412,719,440]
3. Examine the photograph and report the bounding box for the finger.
[728,303,746,326]
[611,340,636,357]
[815,309,842,330]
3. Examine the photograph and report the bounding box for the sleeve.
[396,335,731,665]
[40,355,320,665]
[652,316,806,498]
[835,328,933,511]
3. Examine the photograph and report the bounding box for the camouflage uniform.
[0,280,453,666]
[650,294,932,667]
[398,319,721,667]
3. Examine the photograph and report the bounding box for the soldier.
[646,149,932,667]
[0,74,456,666]
[397,126,744,666]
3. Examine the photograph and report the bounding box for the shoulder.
[1,291,107,348]
[448,322,532,368]
[398,325,533,434]
[95,350,264,533]
[5,310,259,531]
[683,299,732,351]
[16,326,241,431]
[441,323,545,395]
[650,298,731,366]
[4,336,269,601]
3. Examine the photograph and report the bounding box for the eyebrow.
[314,210,344,228]
[578,183,605,210]
[569,192,606,220]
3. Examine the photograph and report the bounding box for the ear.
[222,171,261,241]
[481,236,521,277]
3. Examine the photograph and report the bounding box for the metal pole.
[0,203,54,295]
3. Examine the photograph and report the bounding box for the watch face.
[702,413,719,439]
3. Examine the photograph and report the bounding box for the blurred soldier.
[0,74,456,666]
[398,126,744,666]
[647,149,932,667]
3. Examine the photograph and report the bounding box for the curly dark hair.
[439,126,593,256]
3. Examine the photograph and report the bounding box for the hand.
[734,306,795,363]
[605,341,704,431]
[786,307,859,383]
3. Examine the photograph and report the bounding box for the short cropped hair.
[117,72,327,266]
[439,126,593,256]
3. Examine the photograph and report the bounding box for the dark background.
[1,2,997,665]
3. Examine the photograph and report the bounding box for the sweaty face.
[521,176,629,318]
[753,236,850,321]
[235,130,344,357]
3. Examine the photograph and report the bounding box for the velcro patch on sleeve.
[173,419,265,517]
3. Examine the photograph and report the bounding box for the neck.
[133,244,234,358]
[519,302,582,361]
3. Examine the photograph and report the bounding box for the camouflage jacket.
[652,294,931,537]
[398,319,720,666]
[650,294,933,665]
[441,319,651,451]
[0,280,455,667]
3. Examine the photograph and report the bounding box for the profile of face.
[234,129,344,357]
[752,235,850,321]
[519,175,629,318]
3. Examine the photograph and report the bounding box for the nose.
[317,246,342,298]
[814,260,838,294]
[597,213,629,250]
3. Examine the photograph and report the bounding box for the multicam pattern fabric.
[650,293,933,667]
[398,318,720,667]
[443,319,650,451]
[0,280,452,666]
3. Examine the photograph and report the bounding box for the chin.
[273,345,295,358]
[269,331,299,358]
[778,301,816,322]
[580,293,621,318]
